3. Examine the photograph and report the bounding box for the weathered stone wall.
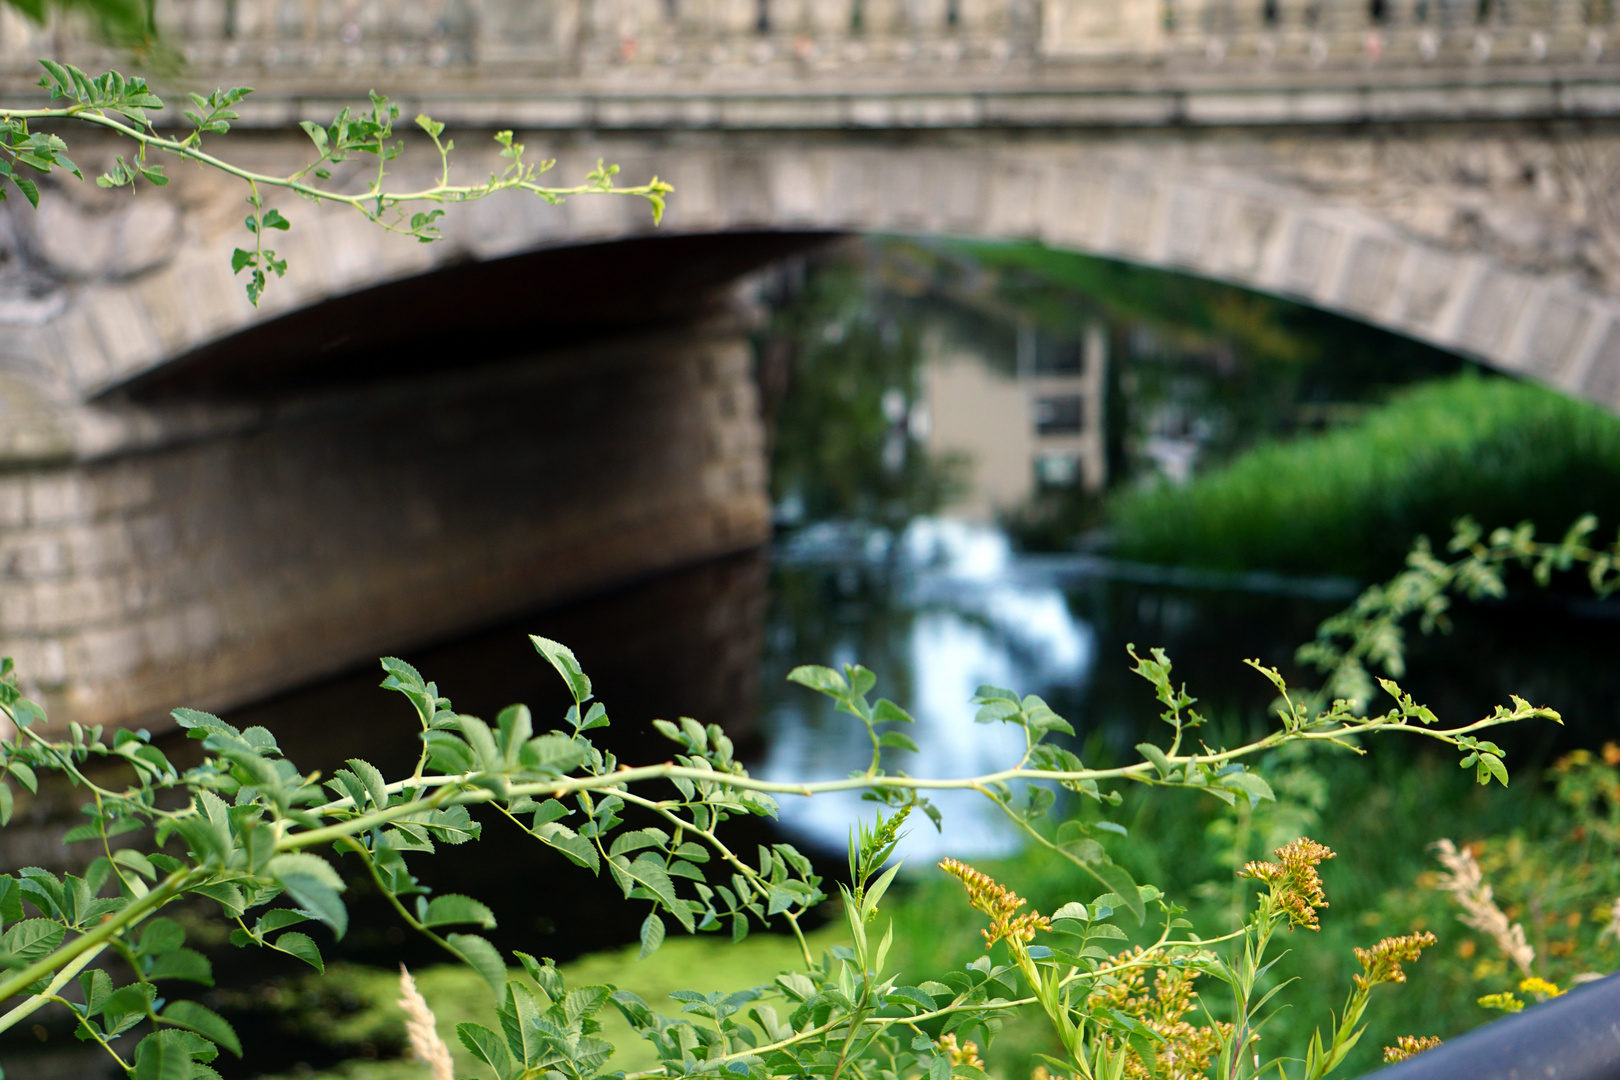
[0,320,769,730]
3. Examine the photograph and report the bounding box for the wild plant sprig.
[0,61,672,306]
[1299,514,1620,712]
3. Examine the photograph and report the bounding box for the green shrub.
[1109,374,1620,579]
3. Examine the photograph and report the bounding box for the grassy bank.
[1108,373,1620,579]
[252,928,845,1080]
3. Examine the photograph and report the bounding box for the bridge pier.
[0,318,770,731]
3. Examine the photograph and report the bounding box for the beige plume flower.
[1431,839,1534,976]
[398,965,455,1080]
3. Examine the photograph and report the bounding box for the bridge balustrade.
[0,0,1609,90]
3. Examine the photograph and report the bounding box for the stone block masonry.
[0,320,770,732]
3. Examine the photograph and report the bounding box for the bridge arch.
[12,131,1620,414]
[7,120,1620,730]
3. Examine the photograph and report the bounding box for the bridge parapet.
[0,0,1614,104]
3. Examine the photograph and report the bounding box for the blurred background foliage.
[1108,374,1620,579]
[4,0,154,51]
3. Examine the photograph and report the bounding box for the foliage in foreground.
[237,930,847,1080]
[274,730,1620,1080]
[0,61,668,305]
[1108,374,1620,579]
[0,521,1608,1080]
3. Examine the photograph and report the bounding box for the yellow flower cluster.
[937,1033,984,1071]
[1382,1035,1442,1063]
[1087,948,1231,1080]
[938,858,1052,948]
[1353,931,1438,992]
[1519,976,1564,1000]
[1474,974,1564,1015]
[1477,991,1525,1013]
[1239,838,1336,931]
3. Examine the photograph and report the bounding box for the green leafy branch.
[0,61,673,306]
[1298,514,1620,712]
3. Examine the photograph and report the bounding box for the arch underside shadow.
[118,231,835,400]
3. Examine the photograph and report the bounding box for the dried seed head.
[1431,839,1535,975]
[398,965,454,1080]
[1353,931,1437,991]
[939,858,1052,948]
[1240,837,1335,930]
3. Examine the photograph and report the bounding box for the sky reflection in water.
[759,517,1093,862]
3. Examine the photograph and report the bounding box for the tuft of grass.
[249,928,843,1080]
[1108,373,1620,579]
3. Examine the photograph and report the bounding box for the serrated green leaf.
[422,894,496,929]
[138,918,185,957]
[448,933,506,996]
[1136,743,1173,779]
[162,1001,241,1057]
[1219,771,1275,806]
[274,931,323,972]
[530,636,592,704]
[457,1022,514,1073]
[787,665,846,696]
[148,947,213,985]
[639,912,665,959]
[278,874,346,939]
[132,1030,201,1080]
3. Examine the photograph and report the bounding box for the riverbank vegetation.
[5,520,1604,1080]
[1108,374,1620,579]
[282,734,1616,1080]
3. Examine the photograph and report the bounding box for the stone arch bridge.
[4,0,1620,728]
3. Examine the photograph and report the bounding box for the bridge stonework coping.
[3,0,1620,726]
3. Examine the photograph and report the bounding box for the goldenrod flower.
[938,858,1052,948]
[1477,991,1525,1013]
[1354,932,1437,991]
[1086,948,1230,1080]
[1383,1035,1442,1063]
[938,1033,984,1071]
[1239,838,1335,930]
[1519,976,1564,1000]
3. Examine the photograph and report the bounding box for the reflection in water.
[753,238,1620,868]
[760,518,1093,860]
